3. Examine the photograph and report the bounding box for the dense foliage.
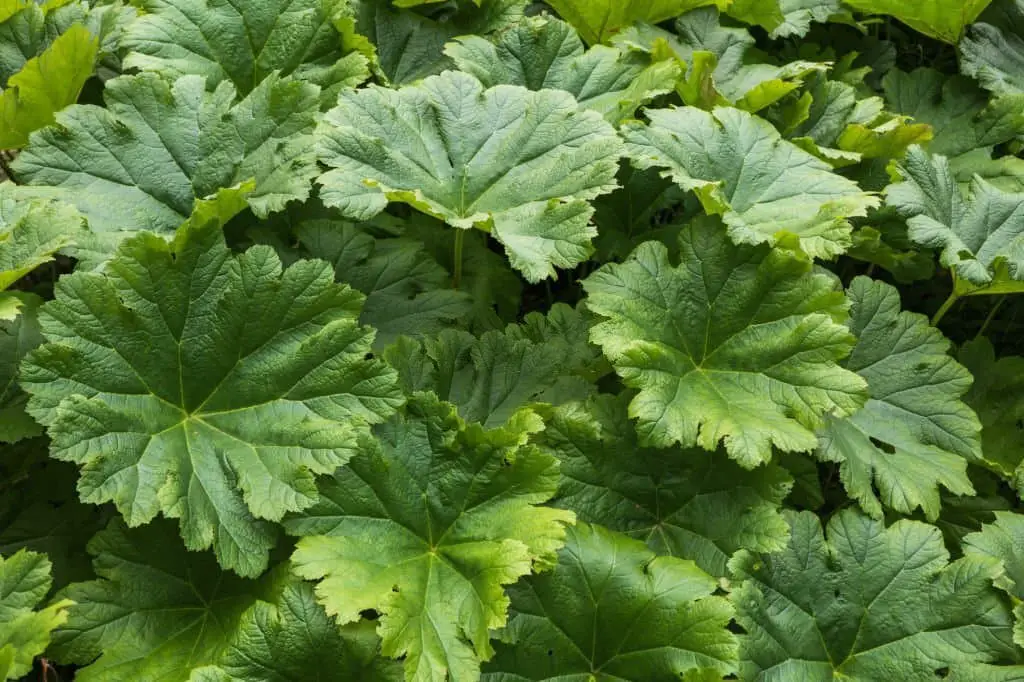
[6,0,1024,680]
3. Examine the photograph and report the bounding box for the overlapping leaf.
[350,0,525,85]
[964,512,1024,647]
[887,145,1024,295]
[12,71,320,246]
[962,0,1024,97]
[816,277,981,519]
[726,0,841,38]
[960,338,1024,493]
[287,393,575,682]
[543,0,723,45]
[315,70,623,282]
[614,9,828,113]
[844,0,992,43]
[445,16,680,124]
[0,549,70,681]
[385,304,600,428]
[731,509,1018,680]
[0,23,97,150]
[623,105,878,258]
[0,188,87,302]
[20,220,403,577]
[582,217,867,467]
[260,213,474,347]
[883,67,1024,188]
[538,393,792,577]
[482,523,737,681]
[122,0,369,106]
[50,519,268,682]
[0,293,43,442]
[190,577,402,682]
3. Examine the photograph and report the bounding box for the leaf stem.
[976,295,1008,339]
[453,229,465,289]
[931,292,959,327]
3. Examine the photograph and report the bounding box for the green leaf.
[0,22,97,150]
[350,0,525,85]
[287,393,575,682]
[731,509,1018,680]
[964,512,1024,647]
[960,338,1024,494]
[445,16,680,124]
[622,105,878,258]
[582,217,868,467]
[482,523,737,681]
[122,0,369,106]
[189,576,403,682]
[843,0,992,43]
[0,293,43,443]
[289,217,473,347]
[315,70,623,282]
[0,549,70,680]
[20,220,403,577]
[12,71,320,244]
[726,0,841,38]
[816,277,980,520]
[0,186,87,293]
[542,0,724,45]
[847,224,937,283]
[614,10,829,113]
[539,393,792,577]
[592,165,690,263]
[385,305,599,429]
[883,67,1024,162]
[887,145,1024,295]
[50,519,268,682]
[962,0,1024,97]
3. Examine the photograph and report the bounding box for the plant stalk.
[453,229,465,290]
[976,295,1008,339]
[931,292,959,327]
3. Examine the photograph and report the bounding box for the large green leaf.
[816,277,980,520]
[539,393,792,577]
[542,0,723,44]
[0,23,97,150]
[50,519,267,682]
[582,217,867,468]
[351,0,525,85]
[445,16,680,124]
[122,0,369,105]
[962,0,1024,97]
[0,549,70,680]
[731,509,1018,679]
[315,70,623,282]
[964,512,1024,647]
[190,577,403,682]
[20,220,403,577]
[482,523,737,681]
[887,145,1024,296]
[622,105,878,258]
[960,338,1024,495]
[287,393,575,682]
[844,0,992,43]
[12,71,320,243]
